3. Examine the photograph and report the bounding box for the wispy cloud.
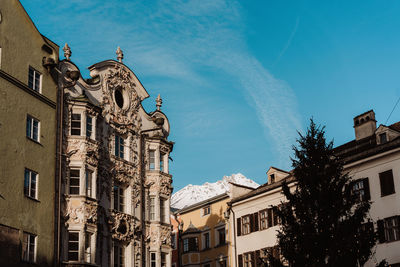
[32,0,302,167]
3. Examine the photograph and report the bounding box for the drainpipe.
[228,204,238,267]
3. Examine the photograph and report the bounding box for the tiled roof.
[389,122,400,132]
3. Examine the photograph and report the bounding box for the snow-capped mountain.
[171,173,259,209]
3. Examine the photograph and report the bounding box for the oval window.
[115,89,124,109]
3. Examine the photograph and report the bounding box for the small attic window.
[360,118,365,123]
[366,116,370,121]
[355,119,359,126]
[379,133,387,144]
[270,174,275,184]
[115,89,124,109]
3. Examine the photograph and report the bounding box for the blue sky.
[21,0,400,191]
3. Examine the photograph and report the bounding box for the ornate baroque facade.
[58,47,174,267]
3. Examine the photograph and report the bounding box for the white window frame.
[160,198,166,223]
[242,215,250,235]
[113,243,125,267]
[28,66,42,92]
[85,168,95,198]
[69,169,81,195]
[70,113,82,136]
[115,134,125,159]
[24,168,38,199]
[86,114,94,139]
[26,115,40,142]
[149,150,155,170]
[149,196,155,221]
[150,251,156,267]
[161,252,167,267]
[113,184,125,212]
[22,232,36,263]
[202,206,211,217]
[202,231,210,250]
[84,231,94,264]
[215,226,226,246]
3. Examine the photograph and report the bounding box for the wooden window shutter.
[252,251,256,266]
[377,219,385,243]
[267,209,273,227]
[238,254,243,267]
[250,214,254,232]
[237,217,242,236]
[363,178,370,201]
[253,212,259,231]
[273,206,279,226]
[255,250,261,266]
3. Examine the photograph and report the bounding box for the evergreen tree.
[276,119,377,267]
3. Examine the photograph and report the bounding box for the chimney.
[353,110,376,141]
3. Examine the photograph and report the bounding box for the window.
[22,232,36,262]
[160,152,165,172]
[115,135,125,158]
[85,232,93,263]
[380,133,387,144]
[203,206,211,216]
[259,210,268,230]
[160,198,166,223]
[267,207,279,227]
[203,232,210,249]
[24,169,38,199]
[171,233,176,249]
[150,252,156,267]
[243,252,253,267]
[217,227,226,245]
[269,174,275,183]
[384,217,400,242]
[242,215,250,235]
[113,244,125,267]
[28,67,41,92]
[68,232,79,261]
[150,197,155,220]
[86,169,94,198]
[351,178,370,201]
[26,115,40,142]
[113,185,124,212]
[379,170,395,196]
[69,169,80,195]
[149,150,155,170]
[71,114,81,136]
[161,252,167,267]
[183,237,198,252]
[86,115,93,138]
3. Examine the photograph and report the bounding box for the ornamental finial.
[156,94,162,111]
[63,43,71,60]
[116,46,124,63]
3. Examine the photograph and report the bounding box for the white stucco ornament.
[156,94,162,110]
[63,43,71,60]
[116,46,124,62]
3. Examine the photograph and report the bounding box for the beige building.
[175,193,232,267]
[57,46,174,266]
[0,0,59,266]
[228,168,294,267]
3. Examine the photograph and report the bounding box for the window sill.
[24,195,40,202]
[26,136,42,146]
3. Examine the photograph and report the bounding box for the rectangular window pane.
[26,116,39,142]
[86,170,93,197]
[86,116,93,138]
[160,199,165,223]
[160,153,165,172]
[379,170,395,196]
[24,169,38,199]
[69,169,80,195]
[151,252,156,267]
[30,172,37,198]
[115,135,125,158]
[150,197,155,220]
[68,232,79,261]
[24,169,30,196]
[149,150,155,170]
[71,114,81,136]
[26,117,31,138]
